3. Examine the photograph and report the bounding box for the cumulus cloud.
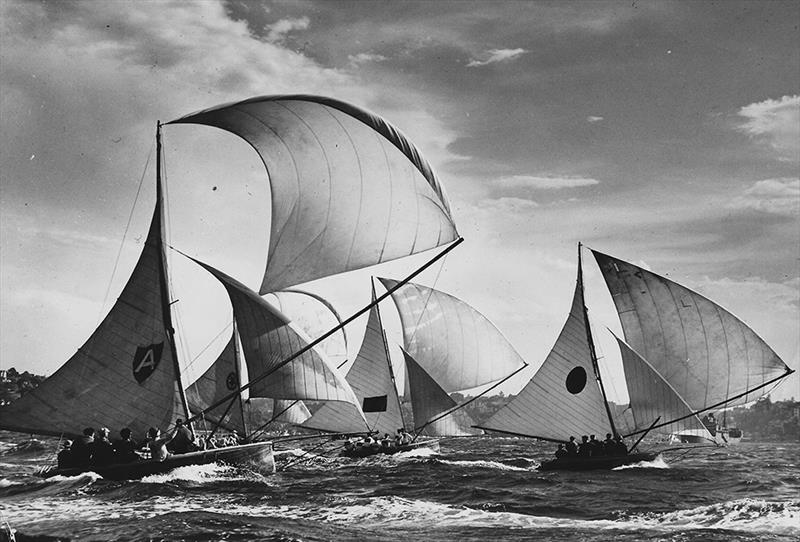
[587,116,604,123]
[265,16,310,43]
[736,95,800,159]
[467,48,526,67]
[494,175,600,190]
[729,178,800,216]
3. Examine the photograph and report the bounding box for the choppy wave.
[613,455,670,470]
[308,496,800,535]
[3,434,798,541]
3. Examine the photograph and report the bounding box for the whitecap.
[436,458,534,472]
[613,454,670,470]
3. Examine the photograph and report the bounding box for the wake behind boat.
[340,437,440,459]
[538,451,657,471]
[39,441,274,481]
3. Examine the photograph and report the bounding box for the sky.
[1,0,798,404]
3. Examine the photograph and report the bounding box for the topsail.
[169,95,459,294]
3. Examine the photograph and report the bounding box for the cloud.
[466,48,526,67]
[265,16,310,43]
[494,175,600,190]
[348,52,387,66]
[736,95,800,159]
[729,178,800,216]
[587,116,604,123]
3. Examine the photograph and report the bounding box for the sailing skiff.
[39,442,275,481]
[478,244,794,471]
[1,95,463,477]
[300,279,527,458]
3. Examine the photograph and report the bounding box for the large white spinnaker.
[168,95,459,294]
[592,250,793,411]
[378,279,527,393]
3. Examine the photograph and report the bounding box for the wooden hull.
[39,441,274,480]
[341,438,440,458]
[538,452,658,471]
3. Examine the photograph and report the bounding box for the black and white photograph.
[1,1,798,540]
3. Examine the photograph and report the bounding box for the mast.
[578,242,618,437]
[156,121,192,423]
[232,319,248,437]
[373,278,407,430]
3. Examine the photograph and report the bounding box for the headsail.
[592,250,792,411]
[168,95,459,294]
[613,334,714,440]
[378,278,527,392]
[477,270,613,442]
[403,350,479,436]
[191,259,366,429]
[302,289,404,435]
[271,399,312,425]
[0,190,183,438]
[185,335,246,434]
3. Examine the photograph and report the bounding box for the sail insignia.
[133,343,165,384]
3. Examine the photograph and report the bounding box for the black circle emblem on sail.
[226,372,238,391]
[132,342,164,384]
[565,366,587,394]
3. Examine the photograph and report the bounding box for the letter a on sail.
[132,343,164,384]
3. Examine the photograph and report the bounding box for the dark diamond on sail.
[565,367,587,394]
[226,372,238,391]
[362,395,388,412]
[132,343,164,384]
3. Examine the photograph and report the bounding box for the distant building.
[0,369,7,381]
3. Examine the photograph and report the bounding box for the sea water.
[1,432,798,541]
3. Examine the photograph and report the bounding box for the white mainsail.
[403,350,479,436]
[302,288,405,435]
[168,95,459,294]
[592,249,792,411]
[0,180,184,438]
[478,268,613,441]
[378,278,527,393]
[613,334,714,440]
